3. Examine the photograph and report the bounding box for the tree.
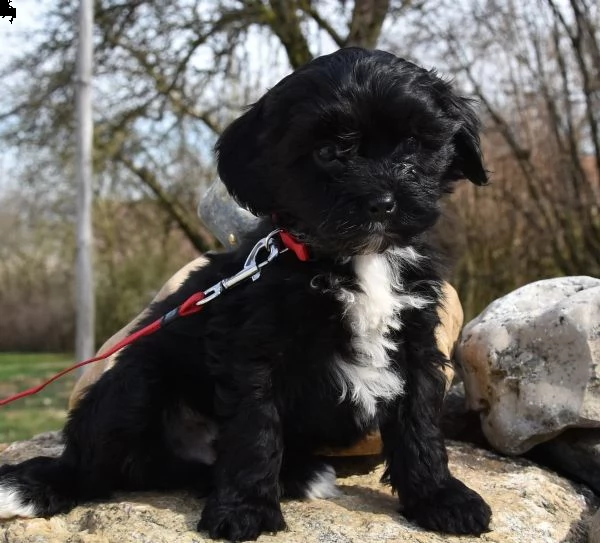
[3,0,598,333]
[0,0,417,254]
[394,0,600,316]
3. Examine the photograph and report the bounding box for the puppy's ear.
[216,98,273,215]
[442,91,489,186]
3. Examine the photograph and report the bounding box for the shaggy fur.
[0,48,492,540]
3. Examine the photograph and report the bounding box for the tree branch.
[298,0,345,48]
[114,151,217,253]
[346,0,391,48]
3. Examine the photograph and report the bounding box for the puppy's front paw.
[198,496,286,541]
[403,477,491,535]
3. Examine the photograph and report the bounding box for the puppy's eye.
[315,141,358,165]
[316,145,338,164]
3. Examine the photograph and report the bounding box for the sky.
[0,0,45,192]
[0,0,42,51]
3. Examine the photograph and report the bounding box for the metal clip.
[242,229,285,281]
[196,230,286,306]
[197,283,224,305]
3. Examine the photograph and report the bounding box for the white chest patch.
[331,248,432,422]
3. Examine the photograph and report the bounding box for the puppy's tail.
[0,456,84,519]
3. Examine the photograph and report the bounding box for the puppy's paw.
[303,464,341,500]
[281,459,340,500]
[403,477,491,535]
[198,496,286,541]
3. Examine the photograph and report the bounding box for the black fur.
[0,48,491,540]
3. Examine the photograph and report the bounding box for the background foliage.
[0,0,598,351]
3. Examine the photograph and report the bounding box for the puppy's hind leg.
[63,353,213,498]
[0,365,132,519]
[0,345,211,519]
[0,457,82,519]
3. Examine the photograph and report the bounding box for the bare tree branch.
[114,151,217,253]
[299,0,345,47]
[346,0,392,48]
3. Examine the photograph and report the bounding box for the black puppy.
[0,48,491,540]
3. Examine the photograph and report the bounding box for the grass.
[0,352,75,443]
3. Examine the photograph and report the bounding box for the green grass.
[0,352,75,443]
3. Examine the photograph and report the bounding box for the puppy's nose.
[367,193,396,220]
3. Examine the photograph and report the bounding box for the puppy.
[0,48,491,540]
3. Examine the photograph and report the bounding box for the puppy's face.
[217,48,487,255]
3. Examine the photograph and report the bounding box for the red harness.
[0,230,309,407]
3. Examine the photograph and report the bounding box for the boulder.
[197,179,259,248]
[457,276,600,455]
[528,428,600,495]
[0,432,597,543]
[590,507,600,543]
[441,385,600,504]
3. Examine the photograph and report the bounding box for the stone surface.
[197,179,259,248]
[440,384,600,500]
[0,432,597,543]
[528,429,600,495]
[440,382,489,448]
[457,276,600,455]
[590,507,600,543]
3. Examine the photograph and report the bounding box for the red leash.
[0,230,309,408]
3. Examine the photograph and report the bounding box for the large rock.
[441,384,600,504]
[197,179,259,248]
[440,382,489,448]
[528,428,600,495]
[0,432,597,542]
[457,276,600,456]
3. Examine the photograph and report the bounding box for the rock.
[197,179,259,248]
[441,386,600,499]
[528,428,600,495]
[457,276,600,455]
[436,281,463,388]
[1,432,597,543]
[0,431,65,462]
[590,508,600,543]
[440,382,489,448]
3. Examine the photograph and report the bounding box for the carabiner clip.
[243,229,285,281]
[195,230,286,306]
[196,283,224,305]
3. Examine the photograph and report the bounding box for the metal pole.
[75,0,95,361]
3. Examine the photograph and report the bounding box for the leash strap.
[0,229,308,407]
